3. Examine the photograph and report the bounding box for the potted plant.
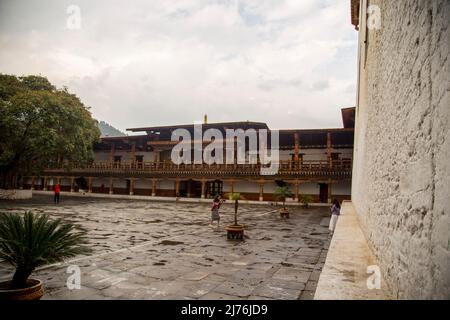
[225,193,245,240]
[275,186,293,218]
[300,195,314,208]
[0,211,91,300]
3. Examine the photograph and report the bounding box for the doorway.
[319,183,328,203]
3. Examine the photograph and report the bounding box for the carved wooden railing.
[44,159,352,178]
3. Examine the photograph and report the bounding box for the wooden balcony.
[43,159,352,180]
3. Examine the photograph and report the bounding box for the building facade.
[351,0,449,298]
[23,108,354,203]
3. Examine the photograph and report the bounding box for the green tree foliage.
[275,186,293,209]
[0,74,100,189]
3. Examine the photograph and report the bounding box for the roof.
[341,107,356,128]
[351,0,360,30]
[127,121,269,133]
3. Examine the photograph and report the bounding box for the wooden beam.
[259,181,264,201]
[109,177,114,194]
[201,180,206,199]
[327,132,332,169]
[151,178,157,196]
[294,132,300,162]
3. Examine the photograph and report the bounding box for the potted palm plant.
[275,186,293,218]
[225,193,245,240]
[300,195,314,208]
[0,211,91,300]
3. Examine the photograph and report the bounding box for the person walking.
[329,198,341,233]
[54,183,61,204]
[210,195,224,230]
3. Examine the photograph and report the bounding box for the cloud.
[0,0,357,132]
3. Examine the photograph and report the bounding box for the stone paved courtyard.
[0,195,331,300]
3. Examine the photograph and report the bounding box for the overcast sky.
[0,0,357,133]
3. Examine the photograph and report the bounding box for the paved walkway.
[0,195,331,300]
[314,201,392,299]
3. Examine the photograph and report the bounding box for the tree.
[229,193,242,225]
[0,74,100,189]
[275,186,293,211]
[0,211,91,289]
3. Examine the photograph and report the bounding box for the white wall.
[352,0,450,299]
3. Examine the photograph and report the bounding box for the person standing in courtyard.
[54,183,61,204]
[210,195,224,230]
[329,198,341,233]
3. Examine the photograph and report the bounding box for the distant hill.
[98,121,126,137]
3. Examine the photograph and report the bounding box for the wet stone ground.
[0,195,331,300]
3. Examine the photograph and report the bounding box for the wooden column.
[259,181,264,202]
[175,179,180,197]
[109,177,114,194]
[294,132,300,162]
[201,180,206,199]
[31,176,35,190]
[153,148,159,163]
[294,180,300,202]
[70,177,75,192]
[43,176,48,191]
[129,178,135,195]
[109,143,115,163]
[328,179,332,204]
[88,177,93,193]
[327,132,332,169]
[151,178,157,197]
[187,181,192,198]
[230,180,235,194]
[131,142,136,164]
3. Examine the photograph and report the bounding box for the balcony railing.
[44,159,352,178]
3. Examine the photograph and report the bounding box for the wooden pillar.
[230,180,235,194]
[201,180,206,199]
[131,142,136,164]
[294,132,300,162]
[70,177,75,192]
[187,180,192,198]
[88,177,93,193]
[151,178,157,196]
[31,176,35,190]
[259,181,264,202]
[175,179,180,197]
[328,179,332,204]
[43,176,48,191]
[109,177,114,194]
[109,143,115,163]
[294,180,300,202]
[327,132,332,169]
[129,178,135,195]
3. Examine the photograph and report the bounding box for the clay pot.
[280,208,290,218]
[0,279,44,301]
[226,224,244,240]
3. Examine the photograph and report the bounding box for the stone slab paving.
[0,195,331,300]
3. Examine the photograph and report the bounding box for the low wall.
[0,189,32,200]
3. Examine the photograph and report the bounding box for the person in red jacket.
[54,183,61,204]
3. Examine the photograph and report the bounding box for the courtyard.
[0,195,331,300]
